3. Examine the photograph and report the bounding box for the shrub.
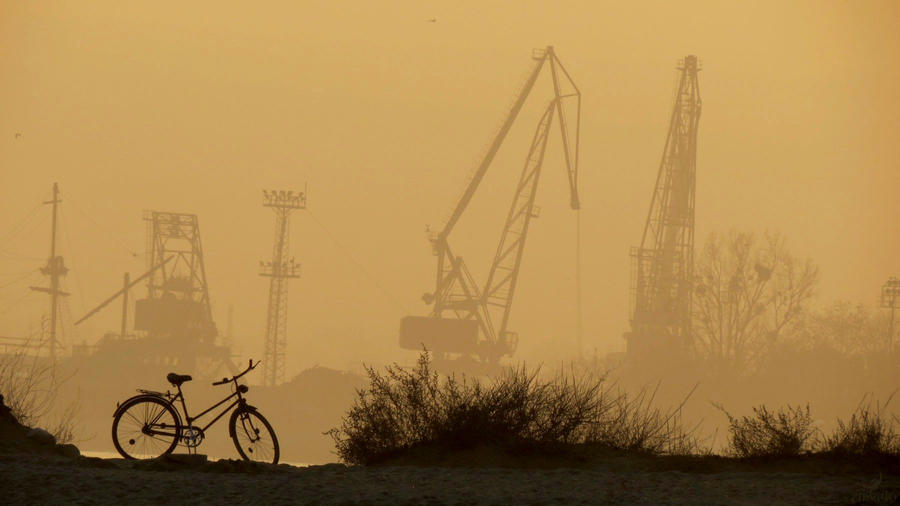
[0,348,78,443]
[716,403,816,458]
[328,351,701,465]
[590,383,704,456]
[819,394,899,456]
[0,349,55,426]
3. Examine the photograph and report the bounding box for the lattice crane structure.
[260,189,305,386]
[400,46,581,374]
[138,211,217,341]
[626,55,702,359]
[73,210,234,380]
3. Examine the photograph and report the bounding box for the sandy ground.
[1,452,898,505]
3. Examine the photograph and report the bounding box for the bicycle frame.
[113,358,276,463]
[142,384,248,439]
[134,359,261,442]
[172,384,247,434]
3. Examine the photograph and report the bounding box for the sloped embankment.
[0,394,80,458]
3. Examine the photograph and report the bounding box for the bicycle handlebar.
[212,359,259,386]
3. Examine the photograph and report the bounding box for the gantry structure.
[140,211,217,341]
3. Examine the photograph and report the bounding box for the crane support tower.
[74,210,235,379]
[626,55,702,359]
[139,211,217,340]
[400,46,581,373]
[260,189,306,386]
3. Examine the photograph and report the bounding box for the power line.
[306,209,410,315]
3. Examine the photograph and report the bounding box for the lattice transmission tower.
[627,55,702,359]
[260,189,306,386]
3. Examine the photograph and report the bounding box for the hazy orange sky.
[1,1,898,376]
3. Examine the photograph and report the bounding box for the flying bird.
[427,18,437,23]
[14,133,22,139]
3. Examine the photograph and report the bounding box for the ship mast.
[30,182,69,361]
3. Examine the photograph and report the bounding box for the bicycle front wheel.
[230,408,279,464]
[112,396,181,459]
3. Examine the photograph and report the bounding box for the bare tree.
[791,301,889,357]
[692,231,818,371]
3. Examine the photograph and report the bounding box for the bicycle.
[111,359,279,464]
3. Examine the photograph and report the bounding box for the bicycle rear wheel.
[112,396,181,459]
[230,408,279,464]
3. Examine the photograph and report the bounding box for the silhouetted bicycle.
[111,359,279,464]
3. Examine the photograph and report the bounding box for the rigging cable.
[0,206,49,267]
[66,193,141,259]
[0,200,43,244]
[59,207,87,316]
[0,289,35,317]
[0,270,40,291]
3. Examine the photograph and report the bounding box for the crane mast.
[400,46,581,370]
[627,55,701,359]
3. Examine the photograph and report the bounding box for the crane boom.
[439,53,547,240]
[482,100,557,354]
[400,46,581,369]
[74,255,175,326]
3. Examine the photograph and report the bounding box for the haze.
[1,0,898,379]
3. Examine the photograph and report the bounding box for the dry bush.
[588,383,705,456]
[328,351,702,465]
[0,350,56,426]
[0,348,78,443]
[42,397,81,445]
[716,403,816,458]
[819,394,899,457]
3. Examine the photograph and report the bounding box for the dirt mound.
[376,440,900,476]
[0,394,80,458]
[249,366,367,464]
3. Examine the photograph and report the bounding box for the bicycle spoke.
[124,410,142,426]
[114,398,179,460]
[232,411,277,464]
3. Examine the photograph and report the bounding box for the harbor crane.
[626,55,701,360]
[399,46,581,373]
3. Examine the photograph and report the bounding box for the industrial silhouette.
[1,4,898,500]
[626,55,701,362]
[259,189,306,386]
[399,46,581,375]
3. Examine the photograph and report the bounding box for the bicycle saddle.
[166,373,193,386]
